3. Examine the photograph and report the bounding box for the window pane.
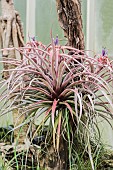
[14,0,27,39]
[95,0,113,148]
[95,0,113,56]
[35,0,64,44]
[81,0,87,44]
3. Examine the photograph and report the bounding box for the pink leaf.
[45,107,51,116]
[52,99,58,128]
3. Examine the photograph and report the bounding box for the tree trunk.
[0,0,26,144]
[56,0,84,50]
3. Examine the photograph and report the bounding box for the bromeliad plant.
[0,38,113,169]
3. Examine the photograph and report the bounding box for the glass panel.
[35,0,64,44]
[95,0,113,148]
[95,0,113,56]
[81,0,87,44]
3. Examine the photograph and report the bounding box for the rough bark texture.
[0,0,25,144]
[39,137,68,170]
[56,0,84,50]
[0,0,24,78]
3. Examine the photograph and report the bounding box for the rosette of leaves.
[0,40,113,169]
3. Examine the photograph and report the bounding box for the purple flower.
[54,35,59,46]
[31,36,35,41]
[102,47,107,56]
